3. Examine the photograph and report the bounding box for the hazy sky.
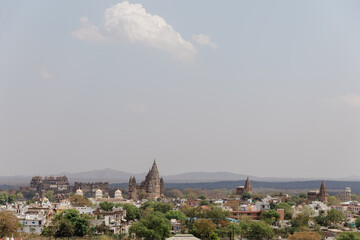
[1,0,360,178]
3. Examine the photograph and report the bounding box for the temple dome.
[76,188,83,196]
[115,189,123,199]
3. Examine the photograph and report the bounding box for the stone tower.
[345,187,351,201]
[128,176,138,200]
[318,181,328,203]
[128,160,163,201]
[244,176,253,194]
[144,160,161,200]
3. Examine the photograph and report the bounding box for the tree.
[7,194,17,203]
[288,231,321,240]
[291,213,310,231]
[209,232,219,240]
[336,232,360,240]
[300,205,315,217]
[327,208,344,226]
[53,209,89,237]
[0,210,19,238]
[153,203,173,214]
[245,221,274,240]
[261,209,280,225]
[314,215,329,227]
[0,193,8,205]
[55,220,74,238]
[328,196,340,205]
[241,192,252,201]
[45,190,55,202]
[123,204,141,221]
[42,226,56,237]
[275,202,294,220]
[129,211,171,240]
[69,194,92,207]
[226,223,245,240]
[99,201,115,211]
[165,210,187,222]
[356,217,360,229]
[165,189,183,199]
[203,206,231,225]
[193,219,216,239]
[299,193,307,198]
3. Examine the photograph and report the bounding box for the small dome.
[96,189,103,194]
[346,187,351,192]
[115,189,123,199]
[76,188,83,195]
[42,197,49,202]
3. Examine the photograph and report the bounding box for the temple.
[128,160,165,200]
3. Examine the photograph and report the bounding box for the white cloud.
[324,94,360,108]
[40,68,53,79]
[73,1,197,62]
[193,34,217,49]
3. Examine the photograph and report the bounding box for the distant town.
[0,160,359,240]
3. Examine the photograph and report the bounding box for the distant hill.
[2,168,360,189]
[110,180,360,194]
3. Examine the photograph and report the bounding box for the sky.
[1,0,360,178]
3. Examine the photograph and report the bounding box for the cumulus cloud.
[40,68,53,79]
[193,34,217,49]
[73,1,197,62]
[324,94,360,108]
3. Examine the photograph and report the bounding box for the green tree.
[42,226,56,237]
[203,206,231,225]
[241,192,252,201]
[193,219,216,239]
[300,205,315,217]
[276,202,294,220]
[209,231,219,240]
[129,211,171,240]
[165,210,187,222]
[245,221,274,240]
[55,220,74,238]
[0,210,19,238]
[327,208,345,226]
[314,215,329,227]
[123,204,141,221]
[153,203,173,214]
[291,213,310,231]
[99,201,115,211]
[261,209,280,225]
[328,196,340,205]
[356,217,360,229]
[45,190,55,202]
[69,194,92,207]
[299,193,307,198]
[337,232,360,240]
[53,209,89,237]
[7,194,17,203]
[0,193,8,205]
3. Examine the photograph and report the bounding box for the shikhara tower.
[128,160,164,200]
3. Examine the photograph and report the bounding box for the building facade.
[29,176,70,194]
[74,182,109,198]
